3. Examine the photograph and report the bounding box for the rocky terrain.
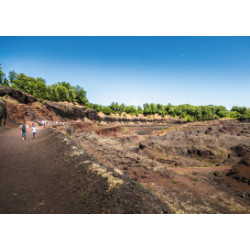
[0,99,6,126]
[0,86,179,125]
[0,85,249,213]
[62,119,250,213]
[1,127,170,213]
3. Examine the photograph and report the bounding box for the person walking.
[32,123,37,139]
[20,123,26,140]
[26,123,29,132]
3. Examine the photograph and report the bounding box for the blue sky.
[0,36,249,109]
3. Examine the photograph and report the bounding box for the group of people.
[38,120,47,128]
[19,122,37,140]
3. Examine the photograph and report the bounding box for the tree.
[8,71,17,84]
[143,103,151,115]
[0,64,5,85]
[103,106,112,115]
[51,85,59,101]
[126,105,137,115]
[34,78,47,99]
[137,106,143,114]
[3,78,9,87]
[75,85,88,106]
[11,73,28,91]
[46,86,53,100]
[57,85,67,101]
[110,102,119,112]
[67,87,76,102]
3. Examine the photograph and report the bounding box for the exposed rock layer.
[0,99,6,126]
[0,86,37,104]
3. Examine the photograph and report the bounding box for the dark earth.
[0,86,250,213]
[0,126,168,213]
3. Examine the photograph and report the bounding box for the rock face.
[0,87,183,125]
[100,115,184,124]
[4,101,59,124]
[45,101,101,121]
[0,86,37,104]
[45,101,87,120]
[0,99,6,126]
[84,109,101,122]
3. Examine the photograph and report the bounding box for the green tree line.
[89,102,250,121]
[0,64,88,106]
[1,64,249,121]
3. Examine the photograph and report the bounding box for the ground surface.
[0,126,168,214]
[0,127,80,213]
[69,120,250,213]
[1,89,249,213]
[1,119,250,214]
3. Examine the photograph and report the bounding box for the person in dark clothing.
[20,123,26,140]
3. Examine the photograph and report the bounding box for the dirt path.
[0,127,79,213]
[0,126,168,214]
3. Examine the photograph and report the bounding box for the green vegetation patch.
[1,64,249,121]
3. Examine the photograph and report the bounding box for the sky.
[0,36,249,109]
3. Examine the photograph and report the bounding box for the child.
[32,123,37,139]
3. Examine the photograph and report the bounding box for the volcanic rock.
[0,86,37,104]
[0,99,6,126]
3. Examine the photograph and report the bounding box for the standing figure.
[20,123,26,140]
[26,123,29,132]
[32,123,37,139]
